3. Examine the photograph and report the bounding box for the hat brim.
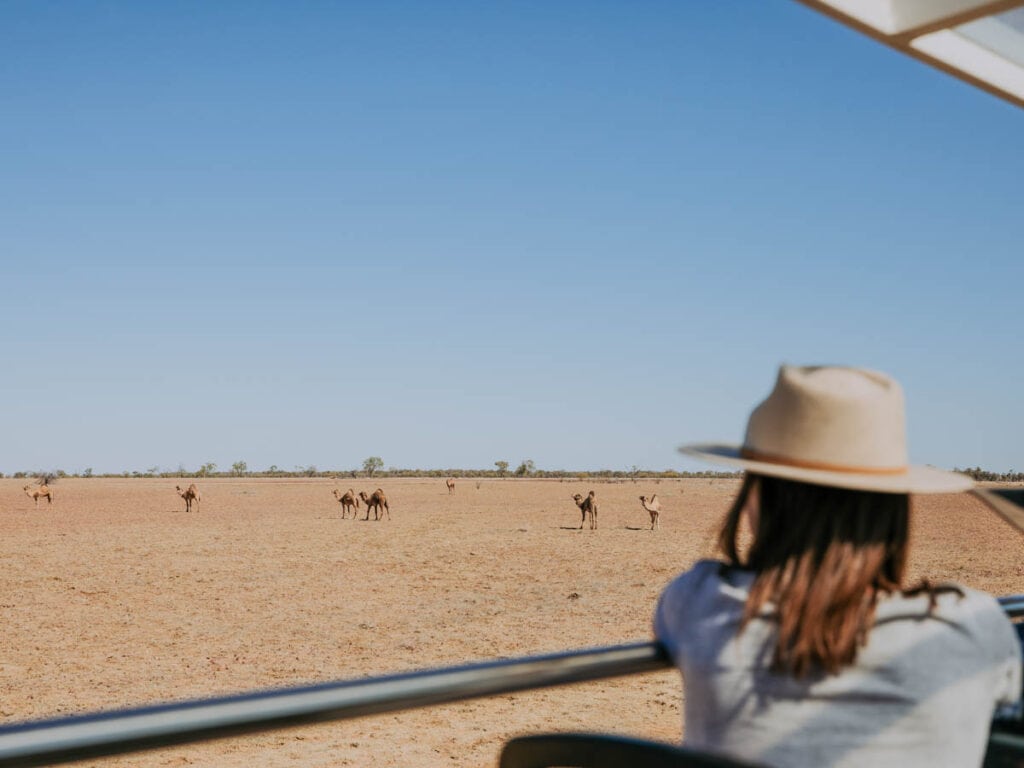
[679,443,974,494]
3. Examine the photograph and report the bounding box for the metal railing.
[0,642,670,767]
[0,596,1020,767]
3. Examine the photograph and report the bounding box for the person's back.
[656,560,1020,768]
[658,365,1023,767]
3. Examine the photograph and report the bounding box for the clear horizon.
[3,2,1021,476]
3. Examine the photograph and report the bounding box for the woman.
[655,365,1021,768]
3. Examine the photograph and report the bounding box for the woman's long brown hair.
[719,473,929,678]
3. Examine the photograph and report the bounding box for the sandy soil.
[1,477,1022,767]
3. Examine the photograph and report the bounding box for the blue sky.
[2,1,1021,475]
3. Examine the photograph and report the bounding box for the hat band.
[740,447,909,476]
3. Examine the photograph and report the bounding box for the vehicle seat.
[499,732,769,768]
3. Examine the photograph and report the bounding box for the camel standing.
[176,484,200,513]
[24,484,53,508]
[332,488,360,518]
[359,489,391,521]
[446,478,455,494]
[572,491,598,530]
[639,494,661,530]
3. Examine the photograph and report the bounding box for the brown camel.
[572,491,598,530]
[23,484,53,508]
[639,494,661,530]
[446,478,455,494]
[332,488,360,518]
[175,484,200,513]
[359,489,391,521]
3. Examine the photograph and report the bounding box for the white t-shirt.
[654,560,1022,768]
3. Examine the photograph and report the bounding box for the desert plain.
[1,477,1022,767]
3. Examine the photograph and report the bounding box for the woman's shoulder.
[662,559,729,595]
[657,560,751,618]
[881,583,1004,619]
[880,584,1018,653]
[935,585,1017,637]
[655,560,740,648]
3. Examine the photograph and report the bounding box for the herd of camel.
[571,490,663,531]
[20,478,664,530]
[331,488,391,520]
[330,484,662,529]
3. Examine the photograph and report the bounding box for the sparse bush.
[514,459,535,477]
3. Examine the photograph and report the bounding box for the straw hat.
[679,365,973,494]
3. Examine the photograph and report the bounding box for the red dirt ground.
[1,478,1022,767]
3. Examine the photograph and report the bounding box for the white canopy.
[798,0,1024,109]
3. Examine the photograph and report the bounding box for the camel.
[332,488,360,518]
[572,491,598,530]
[359,488,391,521]
[639,494,661,530]
[176,484,200,513]
[24,484,53,508]
[446,478,455,494]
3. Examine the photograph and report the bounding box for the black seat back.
[499,733,770,768]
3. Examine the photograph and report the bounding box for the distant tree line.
[954,467,1024,482]
[4,462,1018,483]
[0,461,741,481]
